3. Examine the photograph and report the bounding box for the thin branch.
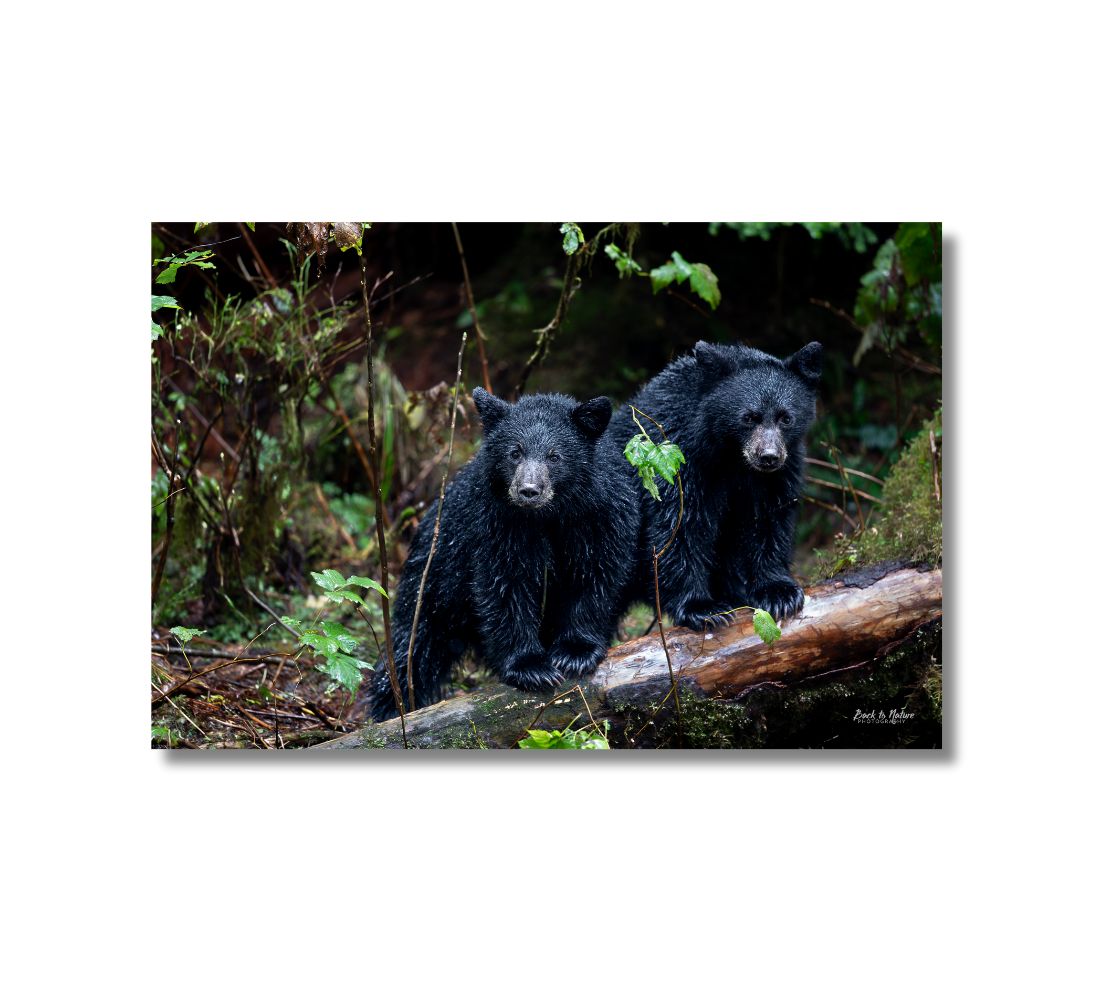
[805,475,882,505]
[829,445,867,532]
[929,427,942,507]
[515,251,581,397]
[237,223,278,287]
[406,332,467,712]
[802,493,859,529]
[151,419,181,603]
[805,456,885,487]
[450,223,492,394]
[359,248,409,747]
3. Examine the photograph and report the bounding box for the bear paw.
[674,600,737,632]
[499,652,566,692]
[549,637,606,678]
[748,580,804,622]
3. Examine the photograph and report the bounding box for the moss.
[815,409,942,581]
[618,622,941,749]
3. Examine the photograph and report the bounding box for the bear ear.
[572,396,613,438]
[785,341,823,385]
[692,341,737,382]
[472,387,511,434]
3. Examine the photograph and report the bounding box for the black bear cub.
[608,340,822,631]
[366,389,638,720]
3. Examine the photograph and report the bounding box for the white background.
[3,3,1117,998]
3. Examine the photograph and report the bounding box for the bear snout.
[743,426,788,472]
[508,459,554,508]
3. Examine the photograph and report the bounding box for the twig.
[929,428,941,507]
[628,404,686,743]
[515,251,581,397]
[151,419,181,603]
[315,389,380,499]
[406,332,467,712]
[829,445,867,533]
[151,680,207,737]
[164,377,241,463]
[359,248,409,747]
[237,223,278,287]
[651,544,683,746]
[802,494,859,529]
[312,482,357,549]
[450,224,492,394]
[806,475,882,505]
[805,456,885,486]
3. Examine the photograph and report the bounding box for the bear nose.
[757,452,780,469]
[518,483,541,499]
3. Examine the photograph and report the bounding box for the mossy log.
[311,563,942,750]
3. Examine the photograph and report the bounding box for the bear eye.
[510,445,522,459]
[777,411,792,426]
[742,410,761,425]
[547,451,560,463]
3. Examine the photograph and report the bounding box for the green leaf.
[151,320,163,341]
[625,434,685,501]
[323,587,365,605]
[298,631,339,655]
[155,265,179,284]
[245,222,256,232]
[151,295,180,312]
[315,652,372,695]
[345,575,389,598]
[169,626,206,644]
[517,725,610,749]
[647,441,685,484]
[559,222,585,256]
[280,615,305,632]
[687,261,721,309]
[752,609,782,645]
[604,243,641,278]
[321,621,359,653]
[649,256,689,294]
[311,568,348,591]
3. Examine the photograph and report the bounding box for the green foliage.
[518,721,610,749]
[649,251,721,309]
[624,433,685,501]
[285,597,374,697]
[151,294,180,341]
[709,222,879,253]
[169,625,206,644]
[559,222,585,256]
[153,249,216,285]
[752,609,781,645]
[815,410,943,579]
[604,242,642,278]
[151,726,181,747]
[311,568,388,606]
[853,223,941,364]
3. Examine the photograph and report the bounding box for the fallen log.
[311,563,942,750]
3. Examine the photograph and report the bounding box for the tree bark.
[310,563,942,750]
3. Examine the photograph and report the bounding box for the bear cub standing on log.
[609,340,823,631]
[366,389,638,720]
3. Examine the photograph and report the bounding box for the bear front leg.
[473,545,565,692]
[733,497,804,623]
[655,520,736,631]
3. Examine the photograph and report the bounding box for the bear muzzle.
[743,426,788,472]
[508,459,554,508]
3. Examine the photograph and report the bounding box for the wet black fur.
[366,390,639,720]
[607,340,822,631]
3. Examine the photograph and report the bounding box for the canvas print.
[151,222,943,750]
